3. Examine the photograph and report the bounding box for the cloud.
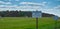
[1,6,40,10]
[5,2,12,4]
[20,2,47,6]
[0,1,12,4]
[0,5,18,8]
[0,1,5,4]
[0,2,47,12]
[0,5,5,7]
[5,0,19,1]
[45,5,60,17]
[53,5,60,9]
[53,5,60,17]
[0,4,43,11]
[0,1,47,8]
[0,1,47,11]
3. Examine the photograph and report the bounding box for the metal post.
[36,18,38,29]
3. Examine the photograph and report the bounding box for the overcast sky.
[0,0,60,17]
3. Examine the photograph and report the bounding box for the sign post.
[32,11,42,29]
[36,17,38,29]
[54,15,59,29]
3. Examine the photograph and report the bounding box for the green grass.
[0,17,60,29]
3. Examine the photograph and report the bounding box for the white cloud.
[54,5,60,9]
[5,2,12,4]
[0,5,18,8]
[0,1,5,4]
[0,2,46,11]
[42,2,47,6]
[45,5,60,17]
[0,5,5,7]
[20,2,47,6]
[0,1,47,8]
[0,1,12,4]
[0,5,43,11]
[7,0,19,1]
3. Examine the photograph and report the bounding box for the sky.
[0,0,60,17]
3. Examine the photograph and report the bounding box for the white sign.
[32,11,42,18]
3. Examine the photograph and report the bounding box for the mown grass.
[0,17,60,29]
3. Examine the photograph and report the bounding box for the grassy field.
[0,17,60,29]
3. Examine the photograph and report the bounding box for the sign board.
[54,16,59,20]
[32,11,42,18]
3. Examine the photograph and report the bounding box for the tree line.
[0,10,55,17]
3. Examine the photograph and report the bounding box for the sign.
[32,11,42,29]
[32,11,42,18]
[54,15,59,20]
